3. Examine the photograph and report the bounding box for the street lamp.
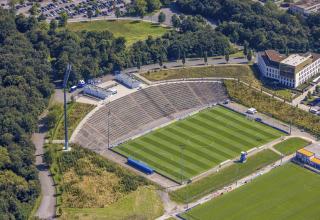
[107,106,111,149]
[63,64,72,151]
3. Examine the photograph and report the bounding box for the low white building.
[257,50,320,88]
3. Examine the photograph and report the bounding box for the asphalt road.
[32,117,56,220]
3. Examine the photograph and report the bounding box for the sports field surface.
[273,137,310,156]
[66,20,169,45]
[170,149,281,203]
[182,163,320,220]
[114,106,284,182]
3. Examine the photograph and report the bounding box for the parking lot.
[0,0,129,20]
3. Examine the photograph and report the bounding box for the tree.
[146,0,160,13]
[115,7,121,19]
[225,52,229,63]
[247,49,253,62]
[0,148,11,169]
[203,51,208,65]
[158,56,163,68]
[182,52,186,67]
[87,9,93,20]
[243,41,249,55]
[158,11,166,23]
[59,12,68,27]
[29,3,39,16]
[177,46,181,61]
[316,85,320,93]
[285,47,289,56]
[0,9,53,218]
[137,56,142,70]
[8,0,18,10]
[307,91,312,100]
[174,0,317,52]
[171,14,180,28]
[134,0,147,18]
[38,13,46,21]
[49,19,58,34]
[95,9,101,17]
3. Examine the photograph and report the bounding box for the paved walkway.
[292,81,320,112]
[122,57,248,76]
[32,116,56,220]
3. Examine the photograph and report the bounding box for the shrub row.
[224,80,320,137]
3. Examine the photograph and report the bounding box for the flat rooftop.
[280,54,310,66]
[305,144,320,158]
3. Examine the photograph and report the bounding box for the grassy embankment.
[142,64,293,100]
[182,163,320,220]
[44,144,163,219]
[224,80,320,137]
[66,20,170,46]
[170,149,281,203]
[47,102,94,140]
[273,137,311,156]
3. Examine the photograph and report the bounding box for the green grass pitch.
[170,149,281,203]
[273,137,310,156]
[114,106,284,182]
[182,163,320,220]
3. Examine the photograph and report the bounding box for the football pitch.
[182,163,320,220]
[114,106,284,182]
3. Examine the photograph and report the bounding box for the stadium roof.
[311,157,320,165]
[297,148,314,157]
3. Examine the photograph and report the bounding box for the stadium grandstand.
[73,81,227,151]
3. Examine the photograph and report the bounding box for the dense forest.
[0,10,53,219]
[175,0,320,53]
[15,14,231,81]
[129,15,232,66]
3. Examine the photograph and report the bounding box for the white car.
[247,108,257,114]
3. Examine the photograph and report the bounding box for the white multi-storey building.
[257,50,320,88]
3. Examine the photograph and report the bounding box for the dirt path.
[32,117,56,220]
